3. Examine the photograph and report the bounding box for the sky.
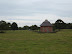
[0,0,72,27]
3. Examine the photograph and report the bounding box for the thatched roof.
[40,20,53,26]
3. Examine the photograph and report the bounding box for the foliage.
[0,20,7,30]
[66,23,72,29]
[0,20,11,33]
[23,25,29,30]
[54,19,66,29]
[11,22,18,30]
[54,19,72,30]
[30,25,38,30]
[18,27,23,30]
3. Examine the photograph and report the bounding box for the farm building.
[40,19,53,32]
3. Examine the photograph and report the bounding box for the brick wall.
[40,26,53,32]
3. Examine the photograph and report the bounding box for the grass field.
[0,29,72,54]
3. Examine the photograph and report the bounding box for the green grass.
[0,29,72,54]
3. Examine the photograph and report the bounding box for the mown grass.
[0,29,72,54]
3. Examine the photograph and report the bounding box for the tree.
[0,20,8,33]
[11,22,18,30]
[6,22,11,30]
[18,27,23,30]
[23,25,29,30]
[30,25,38,30]
[66,23,72,29]
[55,19,66,30]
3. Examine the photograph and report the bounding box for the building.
[40,19,53,32]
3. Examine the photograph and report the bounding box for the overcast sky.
[0,0,72,27]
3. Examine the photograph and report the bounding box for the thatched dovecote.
[40,19,53,32]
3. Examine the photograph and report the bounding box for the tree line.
[0,20,18,32]
[0,20,39,32]
[18,25,39,30]
[0,19,72,32]
[54,19,72,30]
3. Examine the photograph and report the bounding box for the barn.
[40,19,53,32]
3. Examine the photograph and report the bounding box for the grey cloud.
[0,0,72,17]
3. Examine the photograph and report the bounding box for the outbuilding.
[40,19,53,32]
